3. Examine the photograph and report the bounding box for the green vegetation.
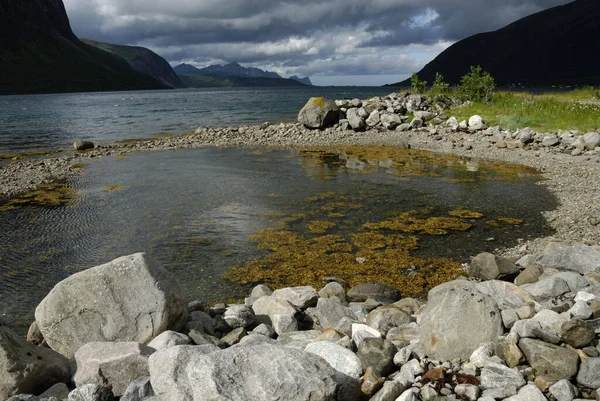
[410,73,427,93]
[408,65,600,132]
[451,91,600,132]
[457,65,496,102]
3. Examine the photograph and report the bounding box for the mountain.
[195,62,282,79]
[289,76,313,86]
[391,0,600,87]
[178,74,308,88]
[0,0,167,95]
[82,39,186,88]
[173,63,203,75]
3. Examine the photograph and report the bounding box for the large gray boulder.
[519,338,579,380]
[475,280,535,310]
[576,357,600,388]
[365,306,411,336]
[419,281,503,361]
[346,108,367,131]
[0,323,71,401]
[298,97,340,129]
[72,342,155,396]
[272,286,319,309]
[35,253,188,358]
[537,244,600,274]
[583,132,600,150]
[251,296,298,326]
[347,282,400,302]
[149,343,337,401]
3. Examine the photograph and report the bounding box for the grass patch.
[0,184,76,211]
[102,185,128,192]
[451,90,600,132]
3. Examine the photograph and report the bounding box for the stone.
[298,97,340,129]
[250,284,272,298]
[35,253,187,358]
[360,367,384,397]
[366,110,380,127]
[549,379,579,401]
[68,384,114,401]
[386,323,420,343]
[504,384,548,401]
[414,111,436,122]
[251,323,275,338]
[419,282,503,361]
[319,282,347,302]
[380,113,402,130]
[251,296,298,326]
[454,384,480,401]
[188,331,219,346]
[365,306,411,336]
[480,362,526,390]
[521,276,571,301]
[519,338,579,380]
[73,342,155,397]
[272,286,319,309]
[315,297,356,329]
[276,330,321,348]
[392,298,422,315]
[147,331,191,350]
[357,338,397,377]
[542,135,560,147]
[496,336,524,368]
[223,304,255,329]
[26,322,44,346]
[149,343,336,401]
[395,359,424,387]
[583,132,600,150]
[305,341,363,400]
[40,383,69,400]
[351,323,381,347]
[568,301,593,319]
[120,376,154,401]
[74,141,95,151]
[469,343,494,367]
[272,314,298,335]
[347,282,399,302]
[188,311,214,334]
[468,115,485,130]
[577,357,600,388]
[537,244,600,274]
[219,327,247,347]
[481,387,518,399]
[550,271,590,292]
[393,347,412,366]
[533,309,569,334]
[396,389,419,401]
[369,380,405,401]
[346,108,367,131]
[515,264,543,286]
[0,323,70,401]
[501,309,519,329]
[476,280,535,310]
[410,118,423,129]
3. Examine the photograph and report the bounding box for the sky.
[63,0,573,86]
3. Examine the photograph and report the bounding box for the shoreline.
[1,119,599,260]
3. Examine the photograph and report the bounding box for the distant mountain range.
[391,0,600,87]
[0,0,167,94]
[82,39,186,89]
[174,62,312,87]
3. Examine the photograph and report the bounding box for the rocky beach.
[1,92,600,401]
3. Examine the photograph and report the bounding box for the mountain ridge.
[82,39,186,89]
[390,0,600,87]
[0,0,167,95]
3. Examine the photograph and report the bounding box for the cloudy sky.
[63,0,572,86]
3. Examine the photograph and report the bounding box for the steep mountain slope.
[391,0,600,87]
[82,39,186,88]
[196,62,281,79]
[173,63,203,75]
[0,0,167,95]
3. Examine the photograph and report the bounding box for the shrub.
[410,73,427,94]
[429,72,450,98]
[457,65,495,102]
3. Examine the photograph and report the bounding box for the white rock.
[351,323,381,347]
[549,379,579,401]
[574,291,597,303]
[272,314,298,335]
[568,301,593,319]
[147,331,192,350]
[504,384,548,401]
[454,383,480,401]
[480,362,526,390]
[532,309,569,334]
[469,343,494,367]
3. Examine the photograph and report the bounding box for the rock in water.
[149,343,337,401]
[35,253,188,358]
[73,141,95,151]
[0,323,71,401]
[419,281,503,361]
[298,97,340,129]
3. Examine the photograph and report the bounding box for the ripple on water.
[0,146,557,333]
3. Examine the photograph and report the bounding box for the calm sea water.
[0,147,556,332]
[0,87,393,154]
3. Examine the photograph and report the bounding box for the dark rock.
[560,319,595,348]
[519,338,579,380]
[357,338,397,377]
[347,283,400,302]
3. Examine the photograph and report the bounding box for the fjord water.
[0,147,557,331]
[0,86,394,154]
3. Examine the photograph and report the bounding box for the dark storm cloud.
[63,0,573,80]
